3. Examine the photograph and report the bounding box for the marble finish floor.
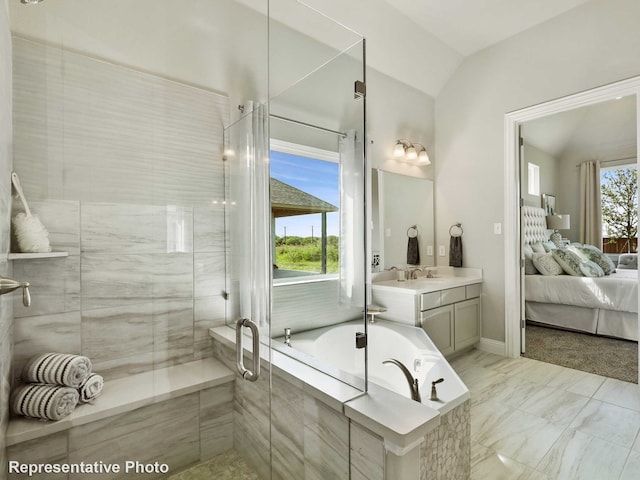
[450,349,640,480]
[167,450,259,480]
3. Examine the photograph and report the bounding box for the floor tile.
[475,409,565,469]
[594,378,640,412]
[620,450,640,480]
[471,443,534,480]
[519,385,590,427]
[537,428,629,480]
[569,398,640,448]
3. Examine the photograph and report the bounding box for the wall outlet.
[427,245,433,256]
[385,228,392,237]
[493,222,502,235]
[438,245,446,256]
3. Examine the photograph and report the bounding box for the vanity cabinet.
[419,285,481,356]
[372,279,482,357]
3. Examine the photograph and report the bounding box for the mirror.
[372,169,435,271]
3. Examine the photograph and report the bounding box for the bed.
[523,206,638,341]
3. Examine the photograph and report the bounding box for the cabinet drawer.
[466,283,482,299]
[420,291,441,311]
[440,286,466,306]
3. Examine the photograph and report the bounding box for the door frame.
[503,76,640,372]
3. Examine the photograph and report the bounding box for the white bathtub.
[277,319,469,414]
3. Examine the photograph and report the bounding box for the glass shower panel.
[268,0,368,392]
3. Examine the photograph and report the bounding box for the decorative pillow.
[578,245,616,275]
[531,242,546,253]
[532,253,563,276]
[566,245,590,262]
[552,249,584,276]
[522,244,538,274]
[542,241,557,252]
[579,260,605,278]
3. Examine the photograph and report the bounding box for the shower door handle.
[235,318,260,382]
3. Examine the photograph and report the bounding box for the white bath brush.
[11,172,51,253]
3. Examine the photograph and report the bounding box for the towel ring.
[407,225,419,238]
[449,223,463,237]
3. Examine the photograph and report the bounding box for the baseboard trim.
[477,337,506,356]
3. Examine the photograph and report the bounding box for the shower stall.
[2,0,375,478]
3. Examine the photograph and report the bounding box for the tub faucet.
[382,358,421,402]
[430,378,445,401]
[284,328,291,347]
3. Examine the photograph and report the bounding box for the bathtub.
[276,319,469,414]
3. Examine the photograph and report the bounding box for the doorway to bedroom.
[504,76,640,384]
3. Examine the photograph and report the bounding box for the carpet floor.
[524,324,638,384]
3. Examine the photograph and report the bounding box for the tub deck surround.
[274,320,471,416]
[209,325,443,447]
[372,267,483,294]
[6,357,234,447]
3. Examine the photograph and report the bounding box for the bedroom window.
[528,163,540,196]
[601,164,638,254]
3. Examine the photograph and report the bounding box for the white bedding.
[525,269,638,313]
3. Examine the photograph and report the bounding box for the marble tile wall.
[1,0,12,475]
[6,384,233,480]
[11,36,229,382]
[213,339,351,480]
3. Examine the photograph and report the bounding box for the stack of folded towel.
[10,353,104,421]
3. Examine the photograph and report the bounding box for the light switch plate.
[493,223,502,235]
[438,245,446,256]
[427,245,433,256]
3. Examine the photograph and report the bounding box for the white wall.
[435,0,640,342]
[521,143,559,209]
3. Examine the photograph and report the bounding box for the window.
[527,163,540,196]
[600,164,638,253]
[270,140,340,279]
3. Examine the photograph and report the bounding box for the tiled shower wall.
[1,0,13,473]
[11,36,229,381]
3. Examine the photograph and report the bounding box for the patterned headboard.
[522,206,550,245]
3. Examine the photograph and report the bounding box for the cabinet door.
[421,305,454,356]
[454,297,481,351]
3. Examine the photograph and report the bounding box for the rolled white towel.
[78,373,104,403]
[11,384,79,421]
[22,353,92,388]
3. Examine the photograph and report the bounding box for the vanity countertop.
[372,267,482,294]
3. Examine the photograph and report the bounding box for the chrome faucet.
[408,267,423,279]
[426,269,434,278]
[382,358,421,402]
[0,277,31,307]
[284,328,291,347]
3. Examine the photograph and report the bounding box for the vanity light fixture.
[393,139,431,166]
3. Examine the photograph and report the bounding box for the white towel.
[78,373,104,403]
[11,384,79,421]
[22,353,92,388]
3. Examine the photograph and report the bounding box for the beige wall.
[435,0,640,342]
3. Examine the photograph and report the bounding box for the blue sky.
[270,151,339,237]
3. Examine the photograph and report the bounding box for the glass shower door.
[223,103,273,479]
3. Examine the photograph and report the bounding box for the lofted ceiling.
[523,95,637,163]
[296,0,592,97]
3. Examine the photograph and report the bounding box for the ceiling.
[267,0,593,97]
[379,0,592,56]
[523,95,637,163]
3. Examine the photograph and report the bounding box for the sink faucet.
[408,267,423,280]
[382,358,421,402]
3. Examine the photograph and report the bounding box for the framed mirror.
[372,169,435,271]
